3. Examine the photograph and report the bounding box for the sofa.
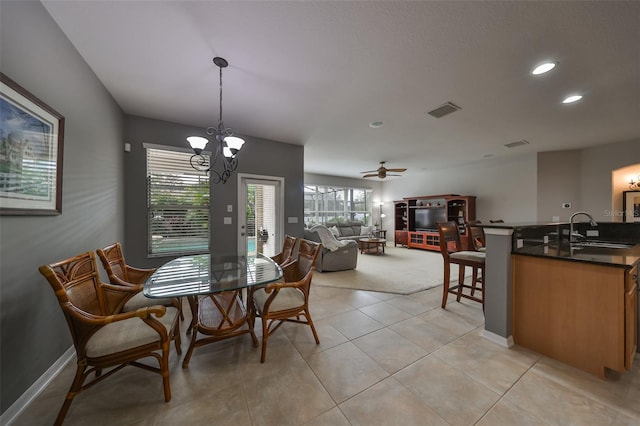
[324,221,375,241]
[303,225,359,272]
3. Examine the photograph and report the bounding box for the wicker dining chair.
[97,242,183,322]
[39,251,181,425]
[251,239,322,363]
[437,221,485,310]
[270,235,298,267]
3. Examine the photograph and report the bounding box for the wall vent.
[504,140,530,148]
[427,102,461,118]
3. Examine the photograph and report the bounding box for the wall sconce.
[629,175,640,190]
[378,201,386,226]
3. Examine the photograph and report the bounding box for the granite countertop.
[493,222,640,268]
[513,242,640,268]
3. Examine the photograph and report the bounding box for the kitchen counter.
[513,241,640,269]
[501,223,640,377]
[479,222,640,357]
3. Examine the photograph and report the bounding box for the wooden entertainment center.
[394,194,476,251]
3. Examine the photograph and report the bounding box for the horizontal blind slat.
[147,148,210,256]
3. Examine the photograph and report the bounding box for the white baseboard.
[482,329,514,348]
[1,346,75,425]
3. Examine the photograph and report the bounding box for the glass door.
[238,175,284,257]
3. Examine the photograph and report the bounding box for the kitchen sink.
[571,241,635,249]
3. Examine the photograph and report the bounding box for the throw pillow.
[360,226,371,236]
[329,226,340,237]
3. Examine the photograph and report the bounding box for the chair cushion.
[253,287,305,314]
[123,291,175,312]
[450,251,486,263]
[86,307,178,358]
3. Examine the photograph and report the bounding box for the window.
[304,185,372,226]
[147,147,210,256]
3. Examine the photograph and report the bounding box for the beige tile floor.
[13,285,640,426]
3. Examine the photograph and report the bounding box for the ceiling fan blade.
[385,168,407,172]
[362,174,379,178]
[387,174,402,176]
[360,169,378,173]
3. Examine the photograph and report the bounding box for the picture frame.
[622,190,640,223]
[1,72,64,215]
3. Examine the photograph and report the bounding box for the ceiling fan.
[361,161,407,179]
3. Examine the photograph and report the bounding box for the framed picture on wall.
[623,190,640,223]
[0,72,64,215]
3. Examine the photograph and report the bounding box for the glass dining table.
[144,253,283,367]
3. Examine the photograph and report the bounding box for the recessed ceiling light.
[531,61,557,75]
[369,121,384,128]
[562,94,583,104]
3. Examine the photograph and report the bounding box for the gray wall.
[123,115,305,268]
[381,154,538,226]
[537,150,581,222]
[0,1,125,413]
[537,138,640,222]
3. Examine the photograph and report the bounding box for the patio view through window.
[304,185,372,226]
[147,147,210,256]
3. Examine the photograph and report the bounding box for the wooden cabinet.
[625,263,638,370]
[394,230,408,247]
[513,255,638,378]
[408,231,440,250]
[394,194,476,251]
[394,200,408,247]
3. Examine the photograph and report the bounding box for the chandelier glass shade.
[187,57,245,184]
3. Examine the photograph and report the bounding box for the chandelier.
[187,57,245,184]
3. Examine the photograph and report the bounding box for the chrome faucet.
[569,211,598,243]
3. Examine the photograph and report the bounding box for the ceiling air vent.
[504,140,530,148]
[427,102,461,118]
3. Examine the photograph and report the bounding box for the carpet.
[313,245,466,295]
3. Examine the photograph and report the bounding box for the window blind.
[147,148,210,256]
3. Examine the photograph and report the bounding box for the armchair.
[271,235,298,267]
[39,251,181,425]
[97,242,182,318]
[303,225,358,272]
[251,239,322,362]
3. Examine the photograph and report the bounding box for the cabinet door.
[625,267,638,370]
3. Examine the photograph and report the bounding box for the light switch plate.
[227,204,233,212]
[586,230,599,237]
[516,239,524,248]
[287,217,298,224]
[223,217,232,225]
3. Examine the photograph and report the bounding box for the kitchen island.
[480,222,639,378]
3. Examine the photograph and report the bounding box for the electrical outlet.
[586,230,599,237]
[552,216,560,222]
[562,203,571,209]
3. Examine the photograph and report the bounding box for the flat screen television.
[414,207,447,231]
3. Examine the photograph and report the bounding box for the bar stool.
[467,224,486,252]
[437,221,485,310]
